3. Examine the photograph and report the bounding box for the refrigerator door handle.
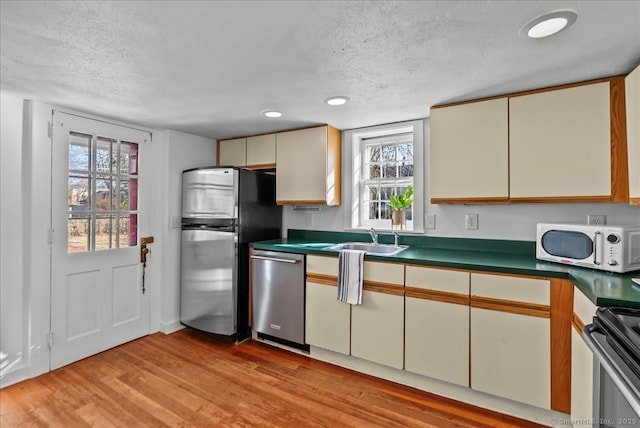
[250,255,300,264]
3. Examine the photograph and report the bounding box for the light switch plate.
[465,214,479,230]
[425,213,436,229]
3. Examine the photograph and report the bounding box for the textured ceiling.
[1,1,639,140]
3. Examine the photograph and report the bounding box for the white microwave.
[536,223,640,273]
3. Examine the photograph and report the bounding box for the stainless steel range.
[584,307,640,427]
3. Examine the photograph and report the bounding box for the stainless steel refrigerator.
[180,167,281,340]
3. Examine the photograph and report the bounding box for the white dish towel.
[337,249,366,305]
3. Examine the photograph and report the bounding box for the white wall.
[283,118,640,240]
[0,92,28,386]
[159,130,216,332]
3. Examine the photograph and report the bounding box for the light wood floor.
[1,329,546,427]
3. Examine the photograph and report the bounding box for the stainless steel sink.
[325,242,408,256]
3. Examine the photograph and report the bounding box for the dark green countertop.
[250,229,640,309]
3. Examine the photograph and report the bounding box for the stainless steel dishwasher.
[251,250,305,346]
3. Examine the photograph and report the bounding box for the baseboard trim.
[158,320,185,335]
[309,346,567,427]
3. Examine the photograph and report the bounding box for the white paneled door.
[50,112,151,369]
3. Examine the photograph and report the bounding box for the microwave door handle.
[593,231,601,265]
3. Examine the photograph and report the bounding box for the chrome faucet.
[393,231,400,247]
[368,228,378,245]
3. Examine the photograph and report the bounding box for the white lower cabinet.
[351,261,405,369]
[470,273,551,410]
[303,257,579,414]
[471,308,550,409]
[571,286,596,421]
[404,266,470,386]
[305,281,350,355]
[305,255,350,355]
[351,290,404,368]
[571,328,593,420]
[405,298,469,385]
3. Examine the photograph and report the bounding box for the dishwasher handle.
[250,255,301,264]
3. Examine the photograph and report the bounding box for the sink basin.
[325,242,408,256]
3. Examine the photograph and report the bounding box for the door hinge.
[49,331,54,349]
[47,122,53,138]
[48,228,54,245]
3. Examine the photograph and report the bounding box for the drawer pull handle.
[250,255,300,264]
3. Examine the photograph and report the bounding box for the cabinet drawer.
[471,273,549,305]
[363,261,404,286]
[405,265,469,294]
[306,255,338,277]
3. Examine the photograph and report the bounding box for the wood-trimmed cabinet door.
[470,273,551,410]
[509,81,624,202]
[275,125,341,206]
[626,65,640,205]
[218,137,246,167]
[404,266,470,386]
[246,134,276,169]
[350,261,404,369]
[305,255,350,354]
[429,98,509,204]
[571,288,597,421]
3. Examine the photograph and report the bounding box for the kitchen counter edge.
[249,239,640,309]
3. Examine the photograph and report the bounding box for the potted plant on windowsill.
[389,185,413,230]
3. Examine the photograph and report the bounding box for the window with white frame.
[346,120,424,231]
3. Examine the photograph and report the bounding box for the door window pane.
[67,135,139,253]
[68,175,90,211]
[122,142,138,175]
[69,133,90,171]
[68,217,90,253]
[96,137,116,173]
[95,215,115,251]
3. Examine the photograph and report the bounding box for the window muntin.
[67,132,138,253]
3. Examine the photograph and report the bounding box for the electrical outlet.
[588,215,606,225]
[305,212,314,226]
[465,214,478,230]
[425,213,436,230]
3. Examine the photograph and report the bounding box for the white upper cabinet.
[276,125,341,205]
[246,134,276,169]
[626,65,640,205]
[510,82,612,200]
[429,77,629,204]
[430,98,509,203]
[218,137,246,167]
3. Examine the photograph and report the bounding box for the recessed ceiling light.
[324,96,350,106]
[520,10,577,39]
[262,110,282,118]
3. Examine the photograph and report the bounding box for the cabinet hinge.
[47,122,53,138]
[49,331,54,349]
[48,228,54,245]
